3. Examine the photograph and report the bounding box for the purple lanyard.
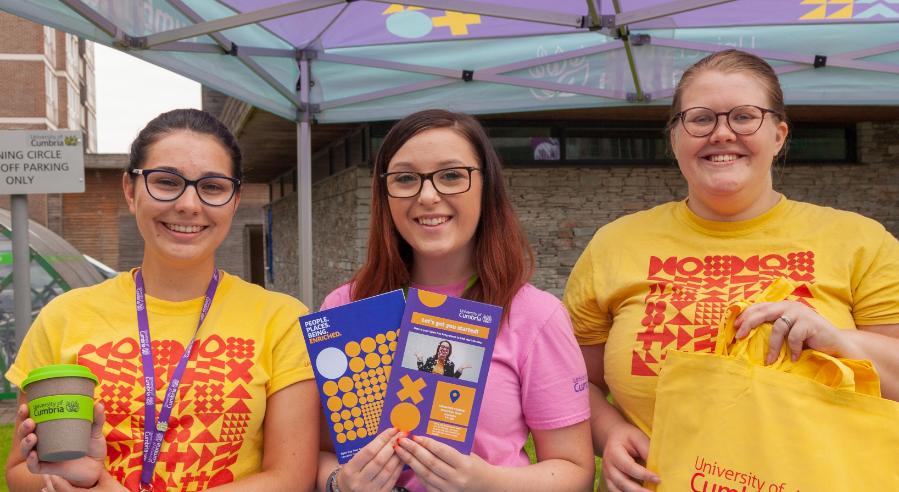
[135,268,220,491]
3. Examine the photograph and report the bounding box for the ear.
[773,120,789,156]
[122,172,136,214]
[232,188,241,211]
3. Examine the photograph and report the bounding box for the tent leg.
[296,58,313,306]
[11,195,31,353]
[611,0,646,102]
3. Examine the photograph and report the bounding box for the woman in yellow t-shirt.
[6,109,319,491]
[564,49,899,492]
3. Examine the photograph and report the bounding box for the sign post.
[0,130,84,351]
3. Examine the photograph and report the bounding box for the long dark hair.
[128,108,243,181]
[433,340,453,361]
[351,109,534,317]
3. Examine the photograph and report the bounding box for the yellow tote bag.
[646,278,899,491]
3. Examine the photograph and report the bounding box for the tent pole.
[296,55,314,306]
[11,195,31,354]
[58,0,119,37]
[612,0,645,102]
[586,0,602,29]
[144,0,343,47]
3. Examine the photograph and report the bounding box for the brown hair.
[667,49,787,134]
[350,109,534,317]
[128,108,242,181]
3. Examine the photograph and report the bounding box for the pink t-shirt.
[321,281,590,490]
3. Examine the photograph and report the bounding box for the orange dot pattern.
[325,330,400,444]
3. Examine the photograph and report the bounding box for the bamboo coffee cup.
[22,364,98,462]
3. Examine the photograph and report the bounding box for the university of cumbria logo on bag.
[690,456,791,492]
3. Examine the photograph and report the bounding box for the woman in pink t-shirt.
[316,109,594,492]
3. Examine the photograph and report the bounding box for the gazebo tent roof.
[5,0,898,304]
[3,0,899,123]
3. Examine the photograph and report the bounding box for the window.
[486,122,670,166]
[788,125,855,163]
[43,26,56,62]
[565,127,668,163]
[484,121,854,166]
[486,126,557,162]
[67,84,81,131]
[44,67,58,123]
[365,119,855,168]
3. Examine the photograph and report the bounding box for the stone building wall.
[268,121,899,304]
[267,166,371,307]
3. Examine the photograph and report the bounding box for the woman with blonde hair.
[565,49,899,492]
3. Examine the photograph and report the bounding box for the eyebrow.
[387,159,468,172]
[144,165,232,179]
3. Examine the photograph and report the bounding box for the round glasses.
[673,105,782,138]
[380,166,480,198]
[131,168,240,206]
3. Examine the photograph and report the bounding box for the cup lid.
[22,364,99,389]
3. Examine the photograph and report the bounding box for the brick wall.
[0,12,41,54]
[267,166,371,307]
[214,183,268,279]
[508,165,688,297]
[267,191,299,296]
[0,62,45,117]
[268,121,899,303]
[0,195,50,226]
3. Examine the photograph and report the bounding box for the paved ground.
[0,399,17,425]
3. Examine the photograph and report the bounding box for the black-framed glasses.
[380,166,480,198]
[673,105,782,138]
[131,168,240,206]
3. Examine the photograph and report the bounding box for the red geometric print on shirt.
[77,334,255,492]
[631,252,816,376]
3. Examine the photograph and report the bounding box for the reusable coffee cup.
[21,364,98,462]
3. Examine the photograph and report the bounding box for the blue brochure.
[299,289,405,464]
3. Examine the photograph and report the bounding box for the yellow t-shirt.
[6,271,313,491]
[563,197,899,434]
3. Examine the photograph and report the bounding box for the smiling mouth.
[164,223,206,233]
[703,154,743,163]
[416,216,449,226]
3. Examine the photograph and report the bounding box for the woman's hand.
[40,470,128,492]
[394,434,489,492]
[415,353,423,362]
[601,421,659,492]
[457,364,471,373]
[18,402,108,488]
[734,300,853,364]
[332,428,403,492]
